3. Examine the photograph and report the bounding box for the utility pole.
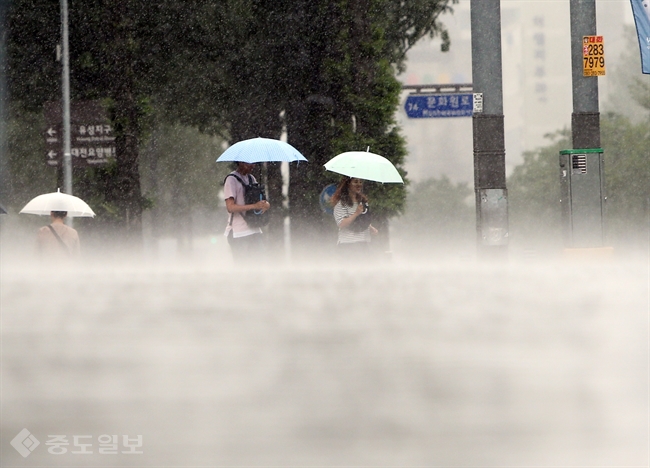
[470,0,508,260]
[559,0,607,250]
[570,0,600,149]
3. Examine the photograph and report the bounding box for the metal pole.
[0,0,9,208]
[470,0,508,260]
[60,0,73,226]
[570,0,600,148]
[60,0,72,193]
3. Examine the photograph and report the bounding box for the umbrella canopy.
[216,137,307,163]
[20,189,96,217]
[324,151,404,184]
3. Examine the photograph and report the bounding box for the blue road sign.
[404,93,473,118]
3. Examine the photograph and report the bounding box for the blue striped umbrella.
[216,137,308,163]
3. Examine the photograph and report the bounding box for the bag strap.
[224,173,248,227]
[224,173,252,187]
[47,225,71,256]
[224,172,261,215]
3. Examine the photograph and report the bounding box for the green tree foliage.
[282,0,457,250]
[600,112,650,249]
[6,0,165,243]
[4,106,57,208]
[149,0,457,252]
[5,0,458,250]
[138,121,230,250]
[506,130,569,251]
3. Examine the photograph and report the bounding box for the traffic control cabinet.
[559,148,606,248]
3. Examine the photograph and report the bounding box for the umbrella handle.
[253,194,263,214]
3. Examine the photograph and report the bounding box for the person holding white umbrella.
[36,210,81,260]
[20,188,95,261]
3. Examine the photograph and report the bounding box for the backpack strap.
[224,172,254,226]
[223,173,252,187]
[47,225,71,256]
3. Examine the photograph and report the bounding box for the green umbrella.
[324,150,403,184]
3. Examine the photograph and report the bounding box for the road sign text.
[404,93,473,118]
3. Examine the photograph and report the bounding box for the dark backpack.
[224,173,270,228]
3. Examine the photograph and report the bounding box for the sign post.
[60,0,72,204]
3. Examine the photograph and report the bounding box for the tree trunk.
[286,97,338,261]
[110,94,143,248]
[105,0,144,249]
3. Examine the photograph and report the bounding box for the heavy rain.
[1,0,649,466]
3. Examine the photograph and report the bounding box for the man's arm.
[225,197,269,214]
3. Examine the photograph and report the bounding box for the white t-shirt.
[333,201,371,244]
[223,171,263,238]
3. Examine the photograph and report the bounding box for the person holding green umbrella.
[325,149,403,261]
[330,177,378,260]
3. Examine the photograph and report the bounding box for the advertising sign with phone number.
[583,35,606,76]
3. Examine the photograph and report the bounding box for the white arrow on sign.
[46,128,57,136]
[47,150,57,159]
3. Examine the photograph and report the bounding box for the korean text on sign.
[404,93,473,119]
[583,35,606,76]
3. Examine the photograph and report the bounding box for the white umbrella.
[324,150,404,183]
[20,189,96,217]
[216,137,307,163]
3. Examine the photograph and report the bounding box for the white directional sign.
[44,101,116,167]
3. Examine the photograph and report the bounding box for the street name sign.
[404,93,473,118]
[582,35,606,76]
[44,100,116,167]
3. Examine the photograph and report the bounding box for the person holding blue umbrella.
[217,137,307,262]
[223,161,270,261]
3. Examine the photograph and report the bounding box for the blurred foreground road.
[1,256,648,466]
